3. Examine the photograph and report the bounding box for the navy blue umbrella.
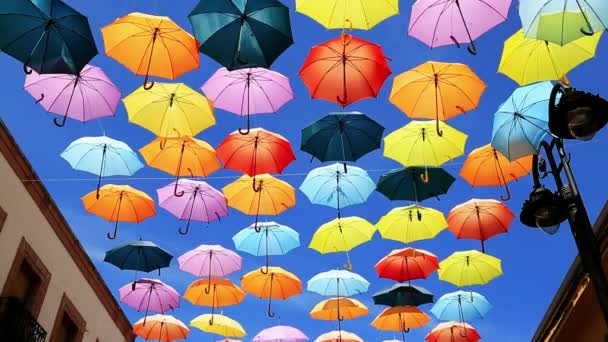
[104,239,172,273]
[377,167,455,202]
[373,284,434,307]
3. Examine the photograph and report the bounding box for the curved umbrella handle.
[499,182,512,201]
[239,112,251,135]
[252,177,261,192]
[435,119,443,137]
[131,280,137,291]
[581,27,594,36]
[107,223,118,240]
[420,169,429,183]
[449,35,461,48]
[174,177,185,197]
[53,114,68,127]
[336,95,348,106]
[178,221,190,235]
[143,74,155,90]
[23,63,33,74]
[467,41,478,55]
[267,298,275,317]
[204,277,212,294]
[344,258,353,271]
[35,93,45,104]
[260,265,269,274]
[208,314,214,326]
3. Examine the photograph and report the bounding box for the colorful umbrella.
[24,64,120,127]
[375,248,439,283]
[253,325,309,342]
[431,291,492,322]
[373,284,434,307]
[201,67,294,133]
[425,322,481,342]
[157,180,228,235]
[310,297,368,320]
[132,314,189,342]
[295,0,399,30]
[61,136,143,198]
[408,0,511,54]
[190,313,246,338]
[101,12,199,89]
[0,0,97,75]
[447,199,515,253]
[183,278,245,325]
[241,267,302,317]
[104,239,173,274]
[189,0,293,71]
[299,34,391,107]
[119,278,180,324]
[307,270,370,297]
[177,244,242,279]
[315,330,363,342]
[371,306,431,337]
[376,204,447,244]
[82,184,155,239]
[460,144,533,200]
[376,167,456,202]
[438,250,503,287]
[123,82,216,137]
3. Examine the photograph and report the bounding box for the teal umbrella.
[373,284,434,307]
[0,0,97,75]
[188,0,293,71]
[377,167,455,202]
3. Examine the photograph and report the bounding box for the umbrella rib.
[308,60,344,98]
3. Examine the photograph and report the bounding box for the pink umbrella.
[201,67,294,134]
[178,244,242,292]
[24,64,121,127]
[253,325,309,342]
[157,179,229,235]
[119,278,180,324]
[408,0,511,55]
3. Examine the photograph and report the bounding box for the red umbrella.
[425,321,481,342]
[299,33,391,107]
[375,248,439,283]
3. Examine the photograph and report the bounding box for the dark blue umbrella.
[373,284,434,307]
[104,239,173,273]
[377,167,455,202]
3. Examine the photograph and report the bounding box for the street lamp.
[520,83,608,326]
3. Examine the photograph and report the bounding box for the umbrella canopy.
[252,325,309,342]
[295,0,399,30]
[299,34,391,107]
[140,136,220,178]
[132,314,189,342]
[373,284,434,307]
[183,279,245,324]
[425,321,481,342]
[431,291,492,322]
[371,306,431,335]
[177,244,242,278]
[123,82,216,137]
[498,29,602,86]
[377,167,456,202]
[104,239,173,273]
[307,270,370,297]
[310,297,368,320]
[301,111,385,164]
[241,267,302,317]
[438,250,503,287]
[315,330,363,342]
[190,313,246,338]
[375,248,440,283]
[119,278,180,322]
[24,64,120,127]
[0,0,97,75]
[376,204,447,244]
[101,12,199,89]
[188,0,293,71]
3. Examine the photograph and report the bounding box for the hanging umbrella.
[253,325,309,342]
[183,278,245,325]
[24,65,120,127]
[201,67,294,133]
[438,250,503,287]
[132,314,189,342]
[82,185,155,239]
[301,112,385,166]
[157,180,228,235]
[233,221,300,274]
[408,0,511,54]
[178,244,242,280]
[498,29,602,86]
[431,291,491,322]
[375,248,439,283]
[61,136,143,198]
[377,167,456,202]
[307,270,370,297]
[295,0,399,30]
[119,278,180,324]
[491,81,556,161]
[371,306,431,338]
[310,297,368,321]
[101,12,199,89]
[299,34,391,107]
[447,199,515,253]
[309,216,376,270]
[315,330,363,342]
[104,240,173,285]
[425,321,481,342]
[0,0,97,75]
[190,313,246,338]
[223,174,296,232]
[123,82,216,137]
[389,62,485,136]
[241,267,302,317]
[376,204,447,244]
[189,0,293,71]
[373,284,434,307]
[460,144,533,200]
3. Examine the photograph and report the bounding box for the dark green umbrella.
[0,0,97,75]
[188,0,293,71]
[377,167,455,202]
[373,284,434,307]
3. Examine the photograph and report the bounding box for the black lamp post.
[520,83,608,326]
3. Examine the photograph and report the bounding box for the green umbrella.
[373,284,434,307]
[188,0,294,71]
[0,0,97,75]
[377,167,455,202]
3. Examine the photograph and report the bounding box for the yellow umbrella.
[310,297,368,320]
[371,306,431,337]
[438,250,503,287]
[123,82,216,137]
[376,204,447,243]
[190,313,246,338]
[295,0,399,30]
[498,29,602,86]
[309,216,376,270]
[241,267,302,317]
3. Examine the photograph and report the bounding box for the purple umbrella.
[178,244,242,293]
[201,67,294,134]
[119,278,180,325]
[24,64,121,127]
[157,179,228,235]
[408,0,511,55]
[253,325,309,342]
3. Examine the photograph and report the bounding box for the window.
[49,294,86,342]
[0,205,6,233]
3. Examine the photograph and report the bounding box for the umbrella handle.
[35,93,45,104]
[420,170,429,183]
[252,177,261,193]
[499,183,512,201]
[336,95,348,106]
[343,258,353,271]
[581,27,594,36]
[260,265,269,274]
[53,114,67,127]
[208,314,214,326]
[449,35,461,48]
[178,221,190,235]
[143,76,155,90]
[435,119,443,137]
[174,177,185,197]
[23,63,33,74]
[267,298,275,317]
[107,223,118,240]
[466,42,477,55]
[239,112,251,135]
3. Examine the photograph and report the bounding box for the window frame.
[49,293,86,342]
[0,205,6,233]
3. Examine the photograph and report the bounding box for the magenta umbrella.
[119,278,180,325]
[253,325,309,342]
[408,0,511,55]
[201,67,294,135]
[157,179,228,235]
[24,64,121,127]
[178,244,242,293]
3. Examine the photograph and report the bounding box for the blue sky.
[1,0,608,341]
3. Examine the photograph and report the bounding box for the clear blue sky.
[1,0,607,341]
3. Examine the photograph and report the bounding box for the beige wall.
[0,150,128,342]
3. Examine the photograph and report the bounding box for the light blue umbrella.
[491,81,560,161]
[61,136,144,198]
[232,221,300,274]
[430,290,492,322]
[307,269,370,297]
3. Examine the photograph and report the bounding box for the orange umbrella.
[460,144,533,201]
[310,297,368,321]
[183,278,245,325]
[82,184,155,239]
[447,199,514,253]
[371,306,431,339]
[241,266,302,317]
[133,314,189,341]
[140,136,220,197]
[315,330,363,342]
